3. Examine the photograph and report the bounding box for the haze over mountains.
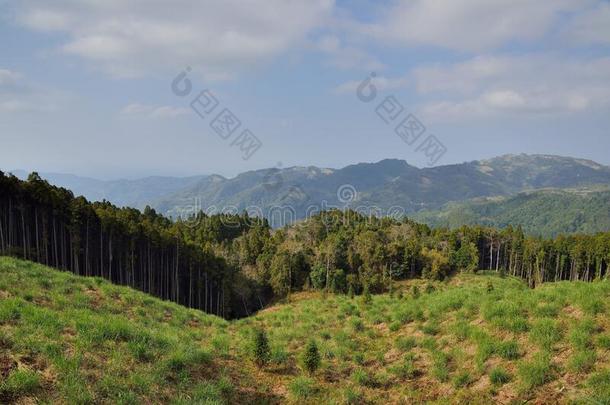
[8,154,610,236]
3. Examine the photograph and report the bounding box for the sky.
[1,0,609,179]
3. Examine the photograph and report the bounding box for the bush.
[497,340,521,360]
[252,329,270,367]
[453,371,472,388]
[352,368,371,386]
[395,336,417,352]
[529,318,562,350]
[518,353,553,391]
[0,369,41,399]
[490,367,511,385]
[389,353,417,379]
[301,340,321,375]
[288,377,317,400]
[569,350,596,373]
[411,285,420,299]
[362,285,372,305]
[598,334,610,350]
[344,387,364,404]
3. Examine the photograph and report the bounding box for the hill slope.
[413,187,610,237]
[2,257,610,403]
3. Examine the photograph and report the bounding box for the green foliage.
[529,319,562,350]
[288,377,317,400]
[0,369,41,400]
[453,242,479,272]
[489,367,511,385]
[518,353,554,391]
[252,328,270,367]
[301,339,321,375]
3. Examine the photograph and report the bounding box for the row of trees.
[0,172,270,318]
[2,172,609,317]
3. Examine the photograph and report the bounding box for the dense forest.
[1,171,609,318]
[413,188,610,237]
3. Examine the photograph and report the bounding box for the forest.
[1,171,609,318]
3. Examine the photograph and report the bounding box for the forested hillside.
[413,188,610,237]
[2,171,610,321]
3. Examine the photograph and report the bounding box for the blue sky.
[1,0,609,179]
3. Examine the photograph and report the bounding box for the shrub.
[453,371,472,388]
[301,340,321,375]
[350,318,365,332]
[389,353,417,379]
[490,367,511,385]
[0,369,40,399]
[395,336,417,352]
[598,334,610,350]
[270,346,288,365]
[569,350,596,373]
[288,377,317,400]
[587,369,610,405]
[421,321,440,336]
[252,329,270,367]
[411,285,420,299]
[344,387,364,404]
[529,319,562,350]
[431,351,450,382]
[352,368,371,386]
[362,285,372,305]
[497,340,521,360]
[518,353,553,391]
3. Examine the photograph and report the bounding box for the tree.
[252,328,270,367]
[452,242,479,273]
[301,340,321,375]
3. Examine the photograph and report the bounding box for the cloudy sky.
[1,0,609,178]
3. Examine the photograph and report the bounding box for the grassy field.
[1,257,610,404]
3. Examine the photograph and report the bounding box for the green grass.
[2,257,610,404]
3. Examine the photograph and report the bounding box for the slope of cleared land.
[1,257,610,404]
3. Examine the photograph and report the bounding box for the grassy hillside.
[2,257,610,404]
[413,188,610,237]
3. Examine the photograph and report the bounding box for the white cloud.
[121,103,190,118]
[414,55,610,119]
[13,0,334,80]
[359,0,587,52]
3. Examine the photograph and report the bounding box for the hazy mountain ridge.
[8,170,208,210]
[7,154,610,234]
[153,154,610,226]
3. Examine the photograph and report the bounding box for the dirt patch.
[0,353,17,379]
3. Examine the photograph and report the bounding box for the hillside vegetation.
[413,188,610,237]
[2,257,610,404]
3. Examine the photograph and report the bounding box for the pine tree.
[301,339,321,375]
[252,328,270,367]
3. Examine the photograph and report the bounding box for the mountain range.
[7,154,610,236]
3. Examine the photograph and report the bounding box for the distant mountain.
[152,154,610,228]
[412,187,610,237]
[8,170,207,210]
[9,154,610,234]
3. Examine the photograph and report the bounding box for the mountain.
[8,170,207,210]
[412,187,610,237]
[152,154,610,227]
[8,154,610,234]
